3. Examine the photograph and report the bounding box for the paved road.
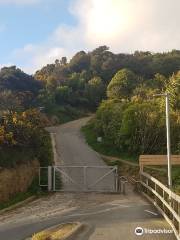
[47,117,104,166]
[0,117,176,240]
[0,192,175,240]
[47,117,116,192]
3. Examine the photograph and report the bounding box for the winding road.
[0,117,176,240]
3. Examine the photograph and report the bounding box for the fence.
[39,165,119,193]
[140,171,180,240]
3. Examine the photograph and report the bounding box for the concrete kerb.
[25,222,86,240]
[0,196,36,215]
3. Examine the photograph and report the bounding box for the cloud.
[0,0,40,5]
[12,33,80,73]
[10,0,180,73]
[70,0,180,53]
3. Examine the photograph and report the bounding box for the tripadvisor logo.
[135,227,173,236]
[135,227,144,236]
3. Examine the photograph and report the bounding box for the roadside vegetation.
[0,109,53,208]
[0,109,53,168]
[32,223,78,240]
[0,46,180,202]
[82,67,180,192]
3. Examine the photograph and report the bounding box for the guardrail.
[129,176,141,192]
[140,171,180,240]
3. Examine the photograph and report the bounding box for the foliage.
[107,69,138,100]
[84,77,105,108]
[0,66,41,93]
[91,66,180,156]
[0,46,180,166]
[120,103,166,154]
[0,109,52,168]
[32,231,51,240]
[0,191,32,211]
[166,71,180,110]
[34,47,180,116]
[81,122,137,162]
[32,223,77,240]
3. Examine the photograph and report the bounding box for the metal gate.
[39,166,118,193]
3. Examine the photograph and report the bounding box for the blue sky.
[0,1,74,54]
[0,0,75,70]
[0,0,180,74]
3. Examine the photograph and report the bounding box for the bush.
[93,100,180,155]
[0,109,53,168]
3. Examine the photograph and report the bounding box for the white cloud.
[10,0,180,73]
[70,0,180,53]
[0,0,40,5]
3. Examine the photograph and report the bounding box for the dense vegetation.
[34,46,180,114]
[91,69,180,156]
[0,46,180,168]
[0,109,52,168]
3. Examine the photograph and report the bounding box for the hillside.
[0,45,179,166]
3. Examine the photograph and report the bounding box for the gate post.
[48,166,52,191]
[83,166,87,191]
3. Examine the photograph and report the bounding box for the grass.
[45,104,88,124]
[0,176,42,210]
[0,191,32,211]
[81,123,138,163]
[32,223,77,240]
[82,122,180,194]
[0,130,54,210]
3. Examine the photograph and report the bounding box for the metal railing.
[140,171,180,240]
[129,176,141,192]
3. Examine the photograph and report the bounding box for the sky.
[0,0,180,74]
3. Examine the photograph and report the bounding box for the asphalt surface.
[0,117,176,240]
[48,117,116,192]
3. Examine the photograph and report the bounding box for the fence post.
[178,202,180,235]
[84,166,87,191]
[48,166,52,191]
[115,167,118,192]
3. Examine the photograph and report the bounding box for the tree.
[35,64,55,82]
[120,103,167,154]
[85,77,105,108]
[0,66,42,93]
[60,57,67,66]
[55,86,72,104]
[107,69,138,100]
[150,73,167,90]
[131,84,155,103]
[166,71,180,110]
[69,51,90,72]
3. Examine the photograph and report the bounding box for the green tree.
[166,71,180,110]
[55,86,72,104]
[85,77,105,108]
[69,51,90,72]
[107,69,138,100]
[120,103,166,154]
[0,66,42,93]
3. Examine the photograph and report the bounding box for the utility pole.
[153,93,172,189]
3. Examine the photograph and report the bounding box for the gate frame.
[52,165,118,193]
